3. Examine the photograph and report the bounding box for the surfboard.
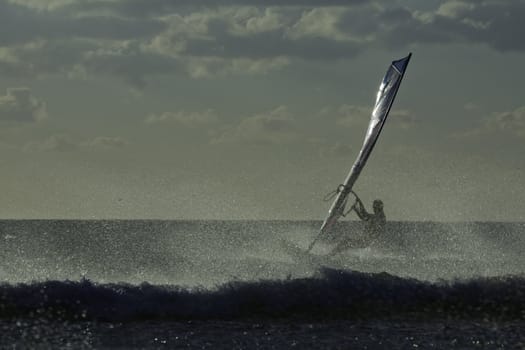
[280,240,331,265]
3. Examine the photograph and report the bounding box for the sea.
[1,220,524,349]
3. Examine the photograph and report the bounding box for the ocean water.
[1,220,524,349]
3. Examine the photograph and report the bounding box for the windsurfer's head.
[373,199,384,213]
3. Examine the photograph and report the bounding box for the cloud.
[0,38,181,87]
[435,0,525,51]
[82,41,182,88]
[1,0,525,86]
[7,0,73,10]
[0,3,362,85]
[490,107,525,135]
[0,87,47,122]
[0,9,292,85]
[389,110,417,129]
[320,104,416,129]
[331,105,371,127]
[147,8,360,61]
[485,106,525,137]
[25,134,128,152]
[86,136,128,148]
[53,0,367,18]
[319,142,353,158]
[211,106,298,144]
[282,7,349,41]
[24,134,78,152]
[456,106,525,139]
[0,0,165,45]
[381,0,525,52]
[145,109,218,126]
[185,56,290,78]
[463,102,480,112]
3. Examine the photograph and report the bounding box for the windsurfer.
[306,53,411,254]
[329,194,386,255]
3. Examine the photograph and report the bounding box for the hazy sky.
[1,0,524,221]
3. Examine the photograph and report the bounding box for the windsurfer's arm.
[349,191,368,220]
[354,199,370,221]
[352,191,366,208]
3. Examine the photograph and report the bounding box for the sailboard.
[308,53,412,251]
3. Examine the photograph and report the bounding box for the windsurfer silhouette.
[306,54,411,254]
[329,193,386,256]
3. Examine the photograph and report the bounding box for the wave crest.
[1,269,524,321]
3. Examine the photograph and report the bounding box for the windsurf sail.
[308,53,412,251]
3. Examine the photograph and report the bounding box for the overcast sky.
[1,0,524,221]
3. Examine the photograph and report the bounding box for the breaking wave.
[1,269,524,322]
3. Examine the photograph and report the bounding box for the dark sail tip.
[392,53,412,74]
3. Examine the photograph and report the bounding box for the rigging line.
[323,184,346,202]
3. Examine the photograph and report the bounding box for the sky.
[0,0,524,221]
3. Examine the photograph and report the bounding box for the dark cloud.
[62,0,367,18]
[336,5,383,36]
[454,1,525,52]
[0,39,181,88]
[7,40,98,78]
[2,0,525,86]
[82,44,182,88]
[149,9,361,61]
[0,1,38,45]
[379,0,525,51]
[0,0,165,45]
[150,0,525,62]
[184,30,360,60]
[378,6,413,23]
